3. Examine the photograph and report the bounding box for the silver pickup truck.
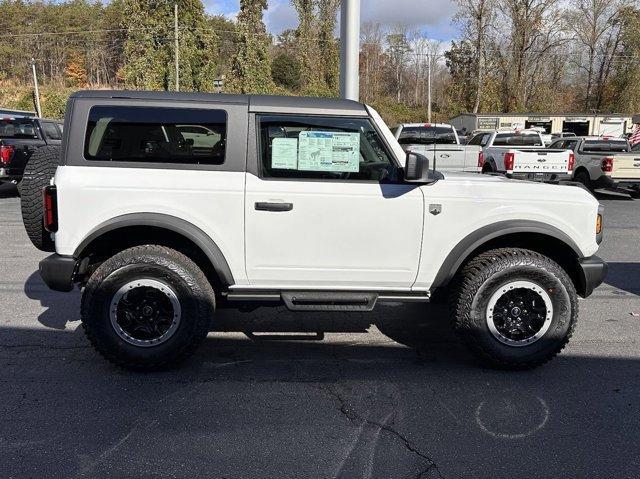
[468,129,574,181]
[392,123,482,172]
[549,136,640,195]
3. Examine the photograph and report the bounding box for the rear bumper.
[577,255,608,298]
[508,172,572,182]
[39,254,77,292]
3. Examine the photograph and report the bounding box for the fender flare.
[74,213,235,286]
[430,220,583,289]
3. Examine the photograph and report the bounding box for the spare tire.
[21,145,60,252]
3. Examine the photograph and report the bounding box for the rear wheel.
[20,145,60,251]
[482,163,494,174]
[574,169,592,191]
[449,248,578,370]
[81,245,215,370]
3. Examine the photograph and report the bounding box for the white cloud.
[203,0,238,19]
[73,0,459,39]
[231,0,460,41]
[360,0,456,30]
[265,0,299,35]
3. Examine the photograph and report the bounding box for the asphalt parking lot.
[0,182,638,479]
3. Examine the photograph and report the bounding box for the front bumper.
[39,254,77,292]
[577,255,608,298]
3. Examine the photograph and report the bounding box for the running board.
[225,290,430,311]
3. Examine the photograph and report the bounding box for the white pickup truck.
[393,123,482,172]
[468,130,575,181]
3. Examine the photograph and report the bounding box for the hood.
[436,171,597,206]
[440,171,509,183]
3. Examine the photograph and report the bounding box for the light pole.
[174,3,180,92]
[427,53,432,123]
[339,0,360,101]
[31,58,42,118]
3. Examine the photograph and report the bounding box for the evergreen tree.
[317,0,340,93]
[121,0,217,91]
[292,0,322,93]
[227,0,274,94]
[292,0,339,95]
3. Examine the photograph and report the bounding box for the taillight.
[601,157,614,173]
[504,152,515,171]
[477,151,485,168]
[43,185,58,232]
[0,144,15,166]
[568,152,575,171]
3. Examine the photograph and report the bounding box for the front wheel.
[81,245,215,370]
[449,248,578,370]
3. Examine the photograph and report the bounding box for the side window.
[468,133,484,146]
[258,115,399,182]
[564,140,578,151]
[84,106,227,165]
[41,122,61,140]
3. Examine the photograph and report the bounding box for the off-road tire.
[81,245,215,370]
[20,145,60,251]
[449,248,578,370]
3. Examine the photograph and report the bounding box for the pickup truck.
[392,123,482,172]
[0,116,63,191]
[21,90,606,371]
[470,129,574,181]
[548,136,640,195]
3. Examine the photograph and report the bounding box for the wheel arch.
[430,220,588,296]
[74,213,235,289]
[482,157,497,173]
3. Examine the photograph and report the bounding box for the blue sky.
[203,0,460,42]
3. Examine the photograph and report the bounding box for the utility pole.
[427,53,432,123]
[174,3,179,92]
[31,58,42,118]
[339,0,360,101]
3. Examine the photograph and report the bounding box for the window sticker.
[271,138,298,169]
[298,131,360,172]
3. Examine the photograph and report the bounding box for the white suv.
[22,91,607,370]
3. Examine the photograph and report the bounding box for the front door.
[245,114,424,290]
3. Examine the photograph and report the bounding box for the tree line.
[0,0,639,123]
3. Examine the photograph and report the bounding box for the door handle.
[255,202,293,212]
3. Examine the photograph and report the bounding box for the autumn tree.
[454,0,496,113]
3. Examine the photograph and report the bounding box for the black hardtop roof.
[70,90,368,115]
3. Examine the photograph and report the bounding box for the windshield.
[397,126,457,145]
[0,118,39,139]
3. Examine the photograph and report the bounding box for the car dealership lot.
[0,183,638,479]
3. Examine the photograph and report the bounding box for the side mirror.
[404,152,430,183]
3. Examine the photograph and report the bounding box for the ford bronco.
[22,90,607,370]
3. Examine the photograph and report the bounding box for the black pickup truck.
[0,116,63,190]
